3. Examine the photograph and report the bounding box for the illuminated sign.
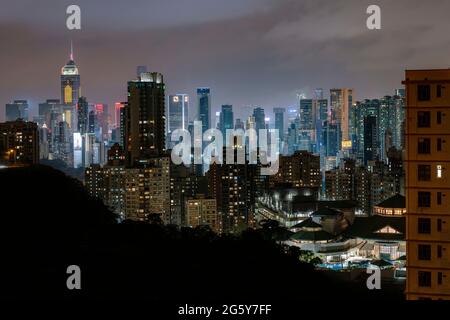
[96,104,104,113]
[64,85,73,104]
[342,140,352,149]
[73,132,82,149]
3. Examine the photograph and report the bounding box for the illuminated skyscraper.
[197,88,211,134]
[95,103,109,140]
[54,120,72,166]
[196,88,211,174]
[119,105,127,148]
[354,94,405,163]
[403,69,450,300]
[252,107,266,133]
[167,94,189,149]
[299,99,315,152]
[315,98,328,159]
[60,44,80,131]
[355,99,380,161]
[207,146,257,234]
[126,72,166,165]
[38,99,60,128]
[287,106,299,125]
[330,88,353,150]
[220,105,234,141]
[299,99,314,130]
[316,99,328,124]
[77,97,88,135]
[61,44,80,107]
[114,102,126,129]
[363,115,378,166]
[273,108,285,137]
[323,120,338,158]
[5,100,29,122]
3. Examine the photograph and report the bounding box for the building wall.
[0,120,39,166]
[404,69,450,300]
[186,198,219,233]
[85,157,170,223]
[272,150,321,188]
[125,157,171,223]
[126,73,166,165]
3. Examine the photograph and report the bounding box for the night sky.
[1,0,450,122]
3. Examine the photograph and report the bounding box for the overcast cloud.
[1,0,450,121]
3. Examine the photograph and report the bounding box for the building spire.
[70,40,74,61]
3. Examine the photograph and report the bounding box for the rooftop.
[375,194,405,209]
[311,207,344,217]
[345,215,405,241]
[291,218,322,230]
[291,229,335,242]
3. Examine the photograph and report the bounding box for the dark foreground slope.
[0,165,403,301]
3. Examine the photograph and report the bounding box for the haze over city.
[2,0,450,122]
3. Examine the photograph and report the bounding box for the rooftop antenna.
[70,40,74,61]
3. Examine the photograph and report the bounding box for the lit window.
[437,165,442,178]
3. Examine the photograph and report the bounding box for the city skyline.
[2,0,450,122]
[2,0,450,303]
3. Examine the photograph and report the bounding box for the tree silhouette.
[0,165,404,301]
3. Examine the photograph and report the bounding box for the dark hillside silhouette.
[0,165,403,300]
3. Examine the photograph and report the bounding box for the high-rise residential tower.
[126,72,166,165]
[403,69,450,300]
[363,115,378,166]
[299,99,314,130]
[330,88,353,150]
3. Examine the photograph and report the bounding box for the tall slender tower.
[330,88,353,150]
[197,88,211,135]
[77,96,88,135]
[220,105,234,133]
[60,42,80,128]
[167,94,189,149]
[252,107,266,134]
[273,107,285,145]
[126,71,166,165]
[403,69,450,300]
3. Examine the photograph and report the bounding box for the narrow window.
[418,85,431,101]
